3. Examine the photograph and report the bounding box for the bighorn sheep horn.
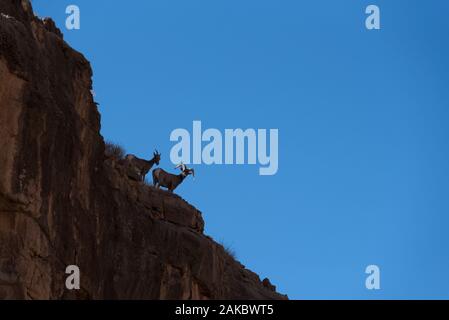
[175,163,186,171]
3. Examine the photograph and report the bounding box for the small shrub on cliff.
[219,241,237,260]
[105,141,125,160]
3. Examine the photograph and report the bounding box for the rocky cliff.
[0,0,286,300]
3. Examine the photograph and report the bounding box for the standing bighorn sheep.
[124,150,161,182]
[152,163,195,192]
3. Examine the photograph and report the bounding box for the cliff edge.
[0,0,287,299]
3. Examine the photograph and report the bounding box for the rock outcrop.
[0,0,287,299]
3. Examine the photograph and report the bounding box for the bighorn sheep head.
[175,163,195,178]
[153,149,161,165]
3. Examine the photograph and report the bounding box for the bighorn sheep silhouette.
[152,163,195,192]
[124,150,161,182]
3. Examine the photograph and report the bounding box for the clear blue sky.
[32,0,449,299]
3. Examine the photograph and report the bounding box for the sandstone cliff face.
[0,1,286,300]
